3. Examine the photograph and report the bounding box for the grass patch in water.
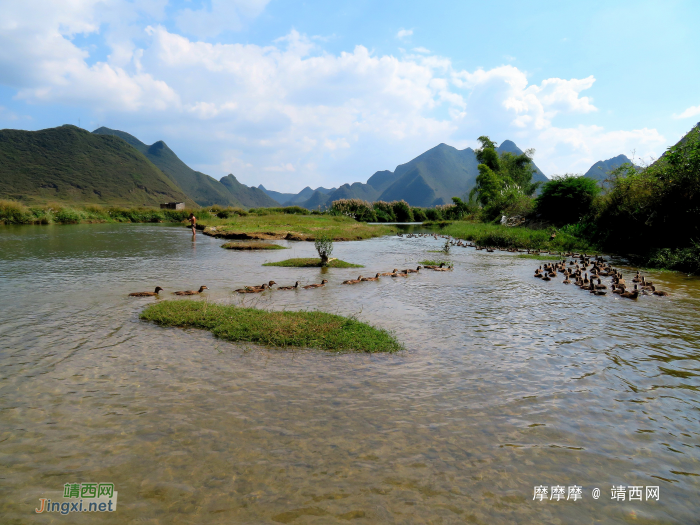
[419,260,453,267]
[222,241,287,250]
[263,258,363,268]
[140,300,402,353]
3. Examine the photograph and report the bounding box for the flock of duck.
[533,255,669,298]
[128,264,452,297]
[397,232,670,299]
[129,233,669,299]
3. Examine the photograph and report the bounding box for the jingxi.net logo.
[36,482,117,515]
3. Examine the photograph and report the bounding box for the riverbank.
[426,220,599,253]
[200,214,396,241]
[0,199,199,225]
[140,300,403,353]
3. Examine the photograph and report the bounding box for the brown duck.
[174,285,208,295]
[277,281,300,290]
[129,286,164,297]
[303,279,329,289]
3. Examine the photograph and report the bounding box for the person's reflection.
[191,233,196,253]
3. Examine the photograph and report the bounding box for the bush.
[331,199,377,221]
[535,175,600,225]
[372,201,396,222]
[425,208,442,221]
[314,234,334,265]
[412,208,427,222]
[392,200,414,222]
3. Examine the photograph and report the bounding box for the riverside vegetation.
[140,300,403,353]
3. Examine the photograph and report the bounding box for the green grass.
[263,258,363,268]
[140,300,403,353]
[201,213,396,241]
[441,221,598,252]
[418,260,453,267]
[221,241,287,250]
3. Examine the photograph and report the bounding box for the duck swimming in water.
[235,284,268,293]
[342,276,363,284]
[277,281,299,290]
[129,286,164,297]
[174,285,208,295]
[303,279,329,289]
[361,273,380,281]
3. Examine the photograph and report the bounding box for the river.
[1,223,699,524]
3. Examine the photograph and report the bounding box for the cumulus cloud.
[0,1,669,191]
[673,104,700,119]
[175,0,270,38]
[396,28,413,40]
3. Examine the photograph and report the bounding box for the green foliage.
[470,135,540,220]
[314,234,334,265]
[534,175,600,225]
[372,201,395,222]
[209,205,248,218]
[262,258,363,268]
[140,300,403,353]
[645,243,700,274]
[248,206,310,215]
[391,200,413,222]
[331,199,377,221]
[593,126,700,256]
[424,208,443,221]
[412,207,427,222]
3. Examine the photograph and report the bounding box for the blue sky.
[1,0,698,192]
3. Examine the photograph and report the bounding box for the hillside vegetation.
[0,126,194,206]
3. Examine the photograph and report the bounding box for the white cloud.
[175,0,270,38]
[0,2,670,191]
[673,104,700,119]
[396,28,413,40]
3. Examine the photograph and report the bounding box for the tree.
[470,136,540,219]
[534,175,600,225]
[314,234,334,266]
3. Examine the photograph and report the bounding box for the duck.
[129,286,164,297]
[594,278,607,290]
[361,273,380,281]
[649,285,669,296]
[378,270,396,276]
[621,289,639,299]
[342,276,363,284]
[405,266,422,273]
[391,269,408,277]
[562,277,571,284]
[235,283,268,293]
[542,274,551,281]
[174,285,208,295]
[277,281,300,290]
[592,289,607,296]
[303,279,329,289]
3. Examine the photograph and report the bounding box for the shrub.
[535,175,600,225]
[412,208,427,222]
[372,201,396,222]
[392,200,414,222]
[424,208,442,221]
[314,234,334,265]
[331,199,377,221]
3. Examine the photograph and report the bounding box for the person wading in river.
[188,213,197,235]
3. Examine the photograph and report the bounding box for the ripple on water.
[0,223,699,524]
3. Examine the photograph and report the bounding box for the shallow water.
[1,223,699,524]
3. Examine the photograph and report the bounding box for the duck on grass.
[140,301,403,353]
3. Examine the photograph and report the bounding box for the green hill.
[0,125,194,206]
[583,154,635,182]
[294,140,548,209]
[93,127,243,207]
[220,175,280,208]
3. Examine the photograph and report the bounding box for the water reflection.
[0,223,699,524]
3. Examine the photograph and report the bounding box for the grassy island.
[140,301,402,353]
[263,258,363,268]
[221,241,287,250]
[200,214,396,241]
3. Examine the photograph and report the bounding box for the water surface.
[1,223,699,524]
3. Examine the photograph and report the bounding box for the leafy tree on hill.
[469,136,541,219]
